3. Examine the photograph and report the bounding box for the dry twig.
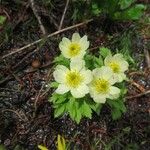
[126,90,150,99]
[2,109,28,122]
[129,80,145,92]
[33,69,52,116]
[30,0,46,35]
[58,0,70,30]
[1,19,93,59]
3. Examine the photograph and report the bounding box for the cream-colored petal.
[72,33,81,42]
[109,76,118,85]
[109,86,120,99]
[93,66,113,80]
[59,43,67,51]
[89,88,108,103]
[92,94,107,103]
[53,65,68,83]
[100,66,113,80]
[104,54,113,65]
[79,35,89,50]
[80,35,87,43]
[61,37,71,46]
[80,41,89,51]
[92,68,101,78]
[71,84,89,98]
[113,73,126,82]
[113,53,124,60]
[55,84,69,94]
[120,61,129,72]
[59,44,71,59]
[70,58,85,71]
[80,69,93,84]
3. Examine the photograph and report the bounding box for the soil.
[0,0,150,150]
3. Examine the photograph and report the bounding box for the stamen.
[109,62,120,73]
[66,71,83,88]
[93,79,110,94]
[68,43,81,57]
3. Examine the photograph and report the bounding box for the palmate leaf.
[49,93,67,104]
[54,104,66,118]
[53,54,70,67]
[107,98,126,120]
[85,98,102,115]
[99,47,111,58]
[85,54,103,70]
[67,97,76,120]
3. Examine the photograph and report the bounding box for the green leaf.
[93,55,103,67]
[84,54,95,69]
[85,54,103,69]
[49,93,58,103]
[81,101,92,118]
[119,0,135,9]
[107,99,127,120]
[0,15,6,25]
[49,82,59,88]
[92,3,101,16]
[99,47,111,58]
[111,108,122,120]
[0,145,6,150]
[49,93,67,104]
[86,98,102,115]
[114,4,146,20]
[68,97,76,120]
[53,54,70,67]
[75,110,82,124]
[54,104,66,118]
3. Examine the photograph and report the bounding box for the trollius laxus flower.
[104,54,129,82]
[53,59,92,98]
[59,33,89,59]
[89,67,120,103]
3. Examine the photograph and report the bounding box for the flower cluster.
[53,33,129,103]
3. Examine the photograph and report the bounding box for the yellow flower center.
[68,43,81,57]
[109,62,120,73]
[93,79,110,94]
[66,71,83,88]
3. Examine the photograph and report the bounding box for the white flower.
[59,33,89,59]
[89,66,120,103]
[104,54,129,82]
[53,59,93,98]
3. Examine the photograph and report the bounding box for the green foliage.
[113,4,146,20]
[49,93,102,124]
[99,47,111,58]
[107,98,126,120]
[91,3,101,16]
[72,0,146,21]
[107,82,127,120]
[53,54,70,67]
[0,145,6,150]
[118,31,137,69]
[119,0,135,9]
[50,46,129,123]
[84,54,103,70]
[0,15,6,26]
